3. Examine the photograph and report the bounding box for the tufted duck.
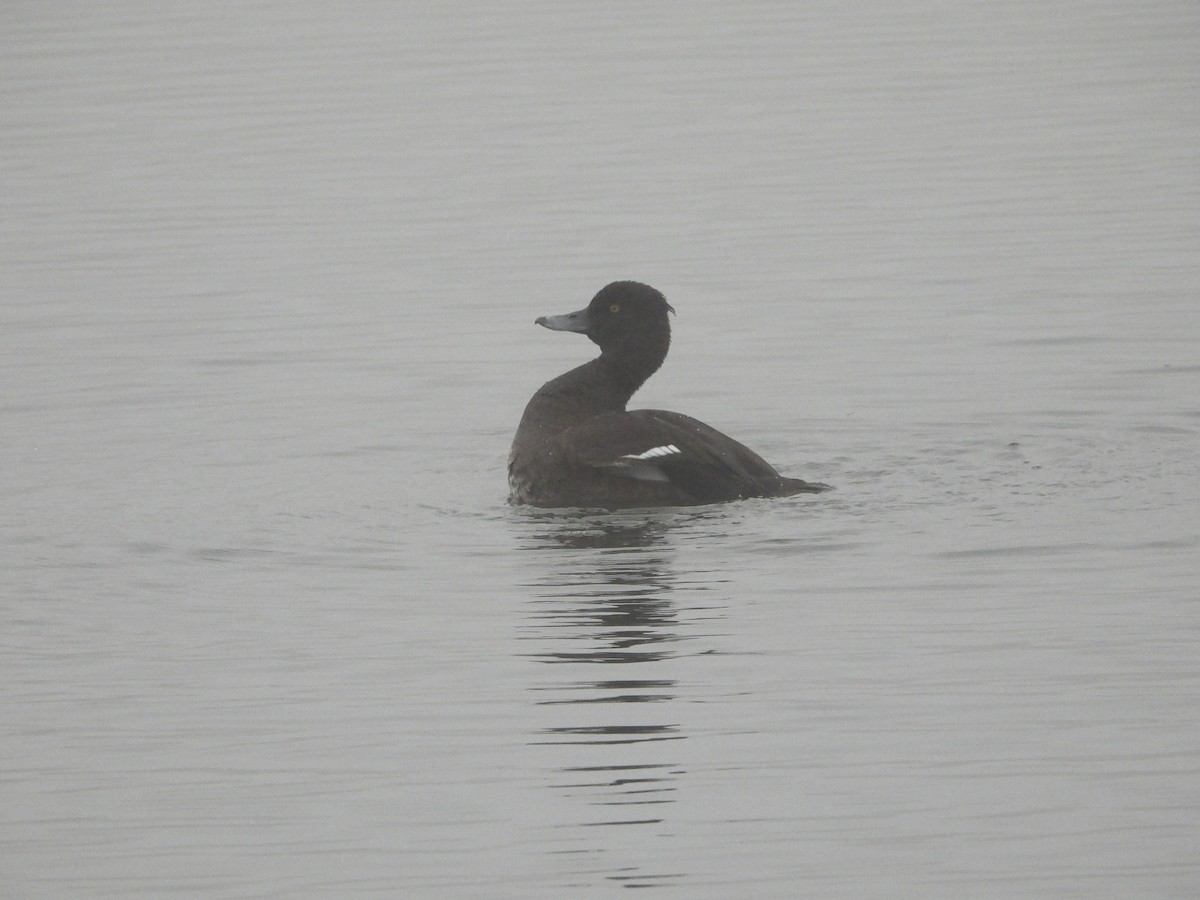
[508,281,831,509]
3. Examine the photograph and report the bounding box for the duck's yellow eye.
[609,304,620,313]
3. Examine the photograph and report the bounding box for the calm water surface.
[3,2,1199,897]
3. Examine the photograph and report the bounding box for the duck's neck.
[520,334,669,431]
[598,328,669,399]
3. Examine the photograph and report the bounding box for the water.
[3,2,1198,897]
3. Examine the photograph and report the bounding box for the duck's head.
[536,281,675,355]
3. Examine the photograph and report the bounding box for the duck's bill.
[535,308,591,333]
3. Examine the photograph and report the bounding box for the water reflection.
[516,513,693,885]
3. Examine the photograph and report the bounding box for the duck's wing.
[556,409,806,502]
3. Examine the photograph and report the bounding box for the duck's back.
[509,407,828,509]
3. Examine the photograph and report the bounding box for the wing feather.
[553,410,785,502]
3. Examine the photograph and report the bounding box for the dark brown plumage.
[508,281,830,509]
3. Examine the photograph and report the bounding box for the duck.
[508,281,831,509]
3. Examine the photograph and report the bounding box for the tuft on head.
[589,281,675,318]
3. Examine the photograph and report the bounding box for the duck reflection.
[517,512,691,848]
